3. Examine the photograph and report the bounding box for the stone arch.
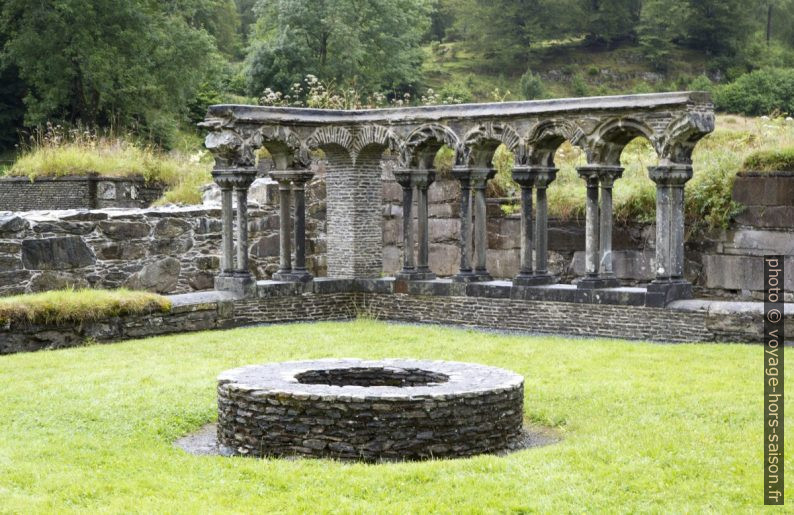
[587,117,658,166]
[462,122,522,167]
[658,113,715,164]
[525,119,586,166]
[401,124,461,169]
[352,125,402,159]
[253,125,309,169]
[307,126,354,153]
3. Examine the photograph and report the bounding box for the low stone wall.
[0,175,164,211]
[0,195,327,295]
[2,281,790,355]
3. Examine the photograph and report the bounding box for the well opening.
[295,366,449,387]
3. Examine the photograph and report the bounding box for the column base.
[474,270,492,282]
[396,270,437,281]
[576,276,621,289]
[513,273,558,286]
[215,273,257,298]
[273,270,314,283]
[645,279,693,307]
[452,270,481,283]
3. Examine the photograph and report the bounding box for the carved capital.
[512,166,558,189]
[393,168,413,189]
[269,169,314,186]
[648,164,693,187]
[212,167,257,190]
[577,165,623,188]
[410,169,436,189]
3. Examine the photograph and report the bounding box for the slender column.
[577,167,601,281]
[452,167,475,282]
[534,176,553,276]
[277,180,292,275]
[512,166,535,283]
[413,170,436,280]
[597,167,623,280]
[393,170,416,278]
[472,168,495,281]
[292,176,310,277]
[234,185,250,274]
[220,184,234,274]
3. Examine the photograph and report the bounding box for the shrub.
[570,74,589,97]
[0,288,171,326]
[714,68,794,116]
[743,147,794,171]
[519,69,546,100]
[688,74,715,93]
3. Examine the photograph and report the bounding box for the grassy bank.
[0,320,775,511]
[0,288,171,326]
[7,126,212,205]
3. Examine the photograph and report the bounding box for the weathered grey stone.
[96,242,147,261]
[0,215,28,234]
[99,221,150,240]
[124,257,181,293]
[33,221,95,235]
[250,234,280,258]
[29,271,90,292]
[21,236,96,270]
[154,218,191,238]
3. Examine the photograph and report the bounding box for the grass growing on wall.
[7,125,212,205]
[0,320,772,511]
[0,288,171,325]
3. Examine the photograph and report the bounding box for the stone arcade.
[202,92,714,307]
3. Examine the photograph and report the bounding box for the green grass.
[0,320,781,512]
[744,146,794,172]
[0,288,171,325]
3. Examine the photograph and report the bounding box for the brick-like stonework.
[0,175,164,211]
[2,282,790,355]
[217,359,524,461]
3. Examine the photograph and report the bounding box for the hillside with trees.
[1,0,793,152]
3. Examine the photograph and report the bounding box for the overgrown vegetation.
[0,288,171,326]
[0,320,768,510]
[744,146,794,171]
[7,124,212,205]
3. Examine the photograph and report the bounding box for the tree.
[245,0,431,96]
[581,0,642,46]
[680,0,754,57]
[638,0,687,70]
[0,0,220,145]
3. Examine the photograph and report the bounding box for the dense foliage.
[1,0,793,153]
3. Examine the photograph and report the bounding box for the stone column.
[211,166,257,297]
[452,166,475,282]
[512,166,558,286]
[413,169,436,280]
[471,168,496,281]
[597,166,623,285]
[533,169,556,278]
[290,171,314,281]
[219,183,235,275]
[271,170,314,282]
[577,166,602,287]
[647,165,693,304]
[393,169,416,279]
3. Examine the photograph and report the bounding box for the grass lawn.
[0,320,780,512]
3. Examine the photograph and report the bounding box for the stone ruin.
[217,359,524,461]
[201,91,714,306]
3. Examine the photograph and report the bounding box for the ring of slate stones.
[217,358,524,461]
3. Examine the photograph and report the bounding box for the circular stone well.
[217,358,524,461]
